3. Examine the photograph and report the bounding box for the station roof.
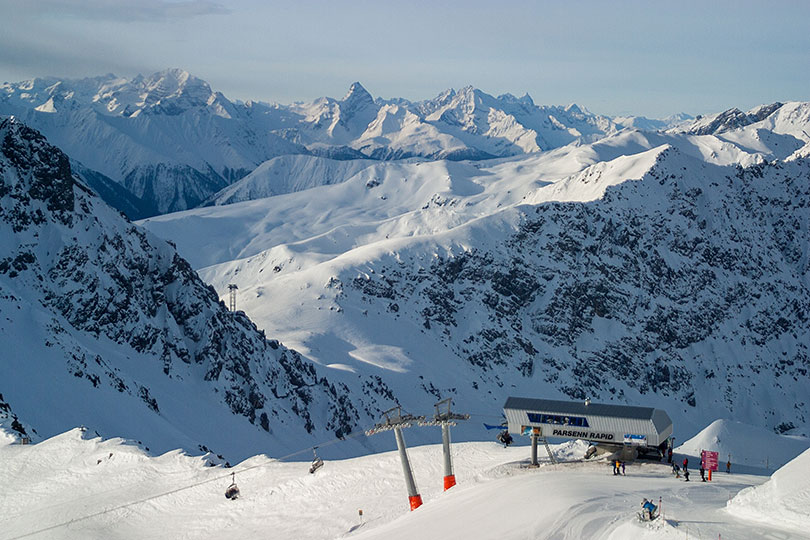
[504,396,659,421]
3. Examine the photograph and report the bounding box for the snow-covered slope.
[2,421,808,540]
[676,420,810,472]
[727,447,810,534]
[142,141,810,443]
[0,118,393,461]
[205,154,377,206]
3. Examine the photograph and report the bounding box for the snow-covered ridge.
[0,118,394,460]
[143,142,810,442]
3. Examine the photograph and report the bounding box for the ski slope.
[1,421,808,540]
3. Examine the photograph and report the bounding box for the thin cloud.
[8,0,231,21]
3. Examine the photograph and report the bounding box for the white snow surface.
[139,131,810,445]
[1,421,808,540]
[676,419,810,472]
[727,448,810,534]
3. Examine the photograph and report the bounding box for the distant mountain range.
[1,69,696,218]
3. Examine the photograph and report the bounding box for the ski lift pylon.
[309,447,324,474]
[224,471,240,500]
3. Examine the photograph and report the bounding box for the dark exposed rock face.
[347,149,810,433]
[683,102,784,135]
[0,118,366,453]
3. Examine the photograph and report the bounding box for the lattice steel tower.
[228,284,238,312]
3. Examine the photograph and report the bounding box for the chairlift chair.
[224,472,240,500]
[309,447,324,474]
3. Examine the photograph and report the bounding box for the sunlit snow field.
[2,420,808,540]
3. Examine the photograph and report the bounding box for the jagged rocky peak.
[342,81,374,106]
[497,92,535,108]
[748,101,784,122]
[563,103,586,116]
[0,117,75,222]
[136,68,215,113]
[683,102,785,135]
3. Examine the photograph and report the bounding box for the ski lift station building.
[503,396,673,454]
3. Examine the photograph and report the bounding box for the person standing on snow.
[726,459,731,473]
[621,461,626,475]
[667,448,673,463]
[700,466,706,482]
[682,457,688,472]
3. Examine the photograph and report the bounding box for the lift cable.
[3,427,369,540]
[7,405,495,539]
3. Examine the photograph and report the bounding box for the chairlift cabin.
[503,396,673,460]
[224,472,240,500]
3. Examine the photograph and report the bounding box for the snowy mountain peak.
[342,81,374,105]
[564,103,585,115]
[680,102,786,135]
[135,68,215,114]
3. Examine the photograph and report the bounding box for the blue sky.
[1,0,808,117]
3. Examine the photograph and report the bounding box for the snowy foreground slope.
[1,420,807,540]
[143,131,810,442]
[728,447,810,534]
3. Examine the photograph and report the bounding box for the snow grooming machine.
[503,396,673,461]
[637,498,660,522]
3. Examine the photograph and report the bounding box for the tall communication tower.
[228,284,238,312]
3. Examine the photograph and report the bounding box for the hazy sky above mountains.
[1,0,808,118]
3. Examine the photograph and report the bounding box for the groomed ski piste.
[1,420,808,540]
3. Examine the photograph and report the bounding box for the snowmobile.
[224,472,240,500]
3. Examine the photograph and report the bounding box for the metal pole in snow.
[531,432,539,466]
[441,422,456,490]
[393,426,422,510]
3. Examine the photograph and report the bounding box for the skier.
[682,457,688,471]
[700,466,706,482]
[683,468,690,482]
[671,462,681,478]
[726,459,731,474]
[497,431,513,447]
[667,447,673,464]
[621,461,626,476]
